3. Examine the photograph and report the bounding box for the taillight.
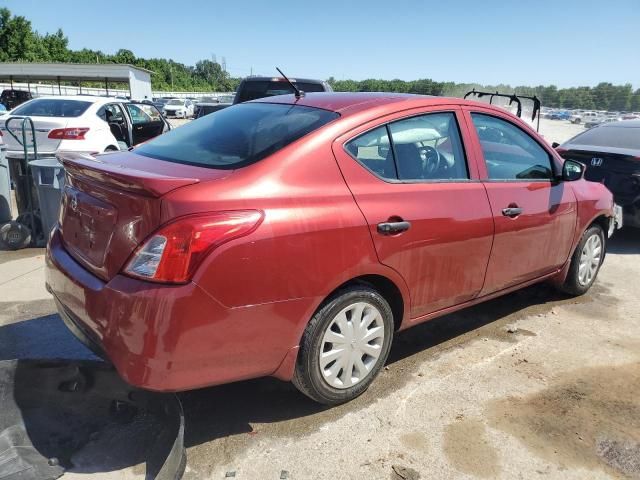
[48,128,90,140]
[123,210,263,284]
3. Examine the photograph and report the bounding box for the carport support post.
[27,77,31,96]
[57,76,61,95]
[105,78,109,96]
[9,76,13,90]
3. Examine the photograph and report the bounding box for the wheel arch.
[550,213,610,288]
[271,271,409,382]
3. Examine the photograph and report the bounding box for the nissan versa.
[46,92,620,405]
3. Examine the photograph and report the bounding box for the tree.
[0,8,47,61]
[42,29,69,62]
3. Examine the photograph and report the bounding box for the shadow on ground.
[0,281,597,476]
[180,283,575,461]
[0,314,96,361]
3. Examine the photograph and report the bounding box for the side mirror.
[551,142,560,148]
[562,159,585,182]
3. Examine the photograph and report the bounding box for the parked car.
[0,96,171,158]
[46,93,618,406]
[584,116,619,129]
[193,100,232,118]
[217,94,235,104]
[233,76,333,104]
[549,110,571,120]
[0,89,33,110]
[571,111,598,124]
[557,120,640,227]
[162,99,194,118]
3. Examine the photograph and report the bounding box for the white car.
[162,99,194,118]
[571,111,598,124]
[0,96,171,159]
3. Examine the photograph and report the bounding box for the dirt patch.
[400,431,429,453]
[443,418,501,477]
[487,363,640,478]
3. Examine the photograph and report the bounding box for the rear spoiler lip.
[58,151,200,198]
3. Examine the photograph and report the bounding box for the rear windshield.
[569,124,640,150]
[135,103,339,169]
[12,99,92,117]
[236,81,327,103]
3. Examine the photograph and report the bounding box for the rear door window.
[471,113,554,180]
[345,126,394,180]
[345,112,469,182]
[135,103,339,169]
[389,113,468,181]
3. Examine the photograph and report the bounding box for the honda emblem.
[591,157,604,167]
[70,194,78,212]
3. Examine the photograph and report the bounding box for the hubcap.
[319,302,385,389]
[578,233,602,286]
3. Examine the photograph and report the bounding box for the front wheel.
[559,225,605,296]
[292,286,394,405]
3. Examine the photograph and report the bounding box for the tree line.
[1,8,638,111]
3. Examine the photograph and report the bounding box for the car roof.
[241,76,326,84]
[599,120,640,128]
[252,92,507,119]
[25,95,117,105]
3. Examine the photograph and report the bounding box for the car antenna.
[276,67,304,99]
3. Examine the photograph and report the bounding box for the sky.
[3,0,639,88]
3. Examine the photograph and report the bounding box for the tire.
[292,285,394,405]
[558,225,605,296]
[104,146,119,152]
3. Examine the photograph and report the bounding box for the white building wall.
[128,69,152,100]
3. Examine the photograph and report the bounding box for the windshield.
[167,99,184,106]
[11,99,92,117]
[136,103,339,169]
[569,124,640,150]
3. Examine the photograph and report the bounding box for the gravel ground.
[2,116,636,480]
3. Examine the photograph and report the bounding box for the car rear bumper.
[45,227,307,391]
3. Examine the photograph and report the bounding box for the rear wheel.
[559,225,605,296]
[292,286,394,405]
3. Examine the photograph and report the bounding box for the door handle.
[502,207,523,217]
[377,221,411,235]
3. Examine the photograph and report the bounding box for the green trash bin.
[28,158,65,237]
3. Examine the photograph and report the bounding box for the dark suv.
[233,76,333,104]
[0,89,33,110]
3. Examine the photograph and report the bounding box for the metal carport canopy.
[0,62,154,99]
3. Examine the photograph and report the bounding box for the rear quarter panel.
[160,127,410,352]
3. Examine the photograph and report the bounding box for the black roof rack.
[464,89,542,131]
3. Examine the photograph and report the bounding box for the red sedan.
[46,93,616,405]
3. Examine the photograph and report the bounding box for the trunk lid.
[58,150,232,281]
[1,116,69,156]
[560,146,640,205]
